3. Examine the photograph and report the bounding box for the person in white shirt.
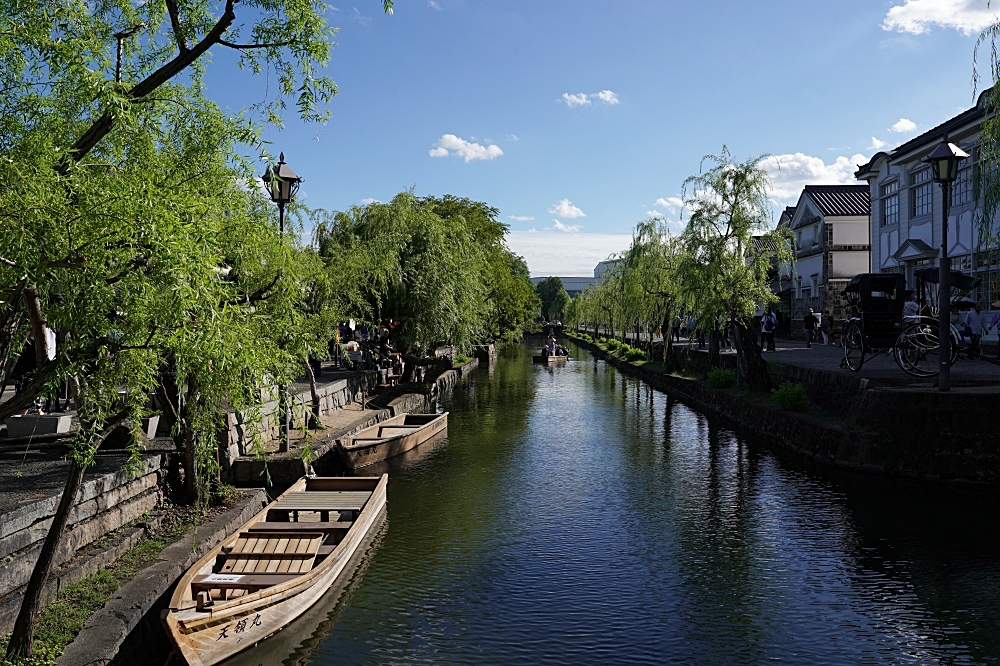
[965,302,987,358]
[902,290,920,324]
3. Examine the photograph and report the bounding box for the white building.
[781,185,871,330]
[854,91,988,294]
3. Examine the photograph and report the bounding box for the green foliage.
[707,368,737,389]
[314,193,537,354]
[606,339,621,351]
[623,346,646,362]
[771,382,809,411]
[535,277,564,320]
[454,353,472,367]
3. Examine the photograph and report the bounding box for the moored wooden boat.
[161,475,387,666]
[337,412,448,469]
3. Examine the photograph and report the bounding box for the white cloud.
[427,0,441,9]
[506,231,632,276]
[428,134,503,162]
[360,197,380,205]
[507,215,535,221]
[561,93,591,107]
[528,228,537,233]
[507,134,519,141]
[761,152,869,204]
[890,118,918,133]
[595,90,619,105]
[869,137,887,150]
[646,210,664,218]
[654,196,685,213]
[352,7,371,25]
[548,198,586,219]
[561,90,620,107]
[882,0,997,35]
[552,220,581,232]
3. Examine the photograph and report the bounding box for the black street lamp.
[924,136,968,392]
[261,153,303,451]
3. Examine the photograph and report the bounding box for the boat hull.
[337,413,448,469]
[532,355,567,363]
[161,476,387,666]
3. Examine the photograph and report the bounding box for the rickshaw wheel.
[895,322,940,377]
[843,322,865,371]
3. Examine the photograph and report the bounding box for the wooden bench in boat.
[191,573,302,596]
[268,491,372,521]
[249,521,353,534]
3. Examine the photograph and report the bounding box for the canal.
[232,340,1000,665]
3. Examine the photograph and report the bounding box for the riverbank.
[565,331,1000,487]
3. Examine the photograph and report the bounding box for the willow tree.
[622,220,687,366]
[1,0,394,657]
[680,147,793,390]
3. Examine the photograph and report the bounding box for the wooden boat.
[337,412,448,469]
[161,475,387,666]
[532,353,567,364]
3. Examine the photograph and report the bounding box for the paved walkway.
[577,327,1000,386]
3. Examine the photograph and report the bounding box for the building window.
[910,168,932,217]
[952,167,973,207]
[881,180,899,226]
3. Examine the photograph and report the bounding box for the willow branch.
[63,0,237,167]
[218,39,293,50]
[165,0,189,53]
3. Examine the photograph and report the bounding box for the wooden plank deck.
[271,491,372,512]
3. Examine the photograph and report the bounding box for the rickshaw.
[840,273,907,372]
[891,267,979,376]
[840,270,979,376]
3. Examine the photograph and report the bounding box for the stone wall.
[0,453,165,632]
[568,334,1000,486]
[217,373,376,470]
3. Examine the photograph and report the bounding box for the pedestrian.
[990,303,1000,358]
[803,308,818,348]
[903,290,919,323]
[965,302,987,358]
[821,310,833,346]
[672,316,681,343]
[760,306,777,352]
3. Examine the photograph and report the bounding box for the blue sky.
[206,0,999,275]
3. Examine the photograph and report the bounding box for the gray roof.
[803,185,870,217]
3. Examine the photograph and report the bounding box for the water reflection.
[242,341,1000,666]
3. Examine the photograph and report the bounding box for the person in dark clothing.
[803,308,818,348]
[760,306,777,352]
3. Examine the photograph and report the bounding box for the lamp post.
[924,136,968,392]
[261,153,302,451]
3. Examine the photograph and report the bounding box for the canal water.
[235,340,1000,665]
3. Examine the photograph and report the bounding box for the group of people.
[902,290,1000,359]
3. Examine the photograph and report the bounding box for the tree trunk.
[303,358,321,429]
[709,329,721,368]
[4,405,126,660]
[181,373,199,505]
[733,320,771,392]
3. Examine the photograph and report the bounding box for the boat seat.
[191,573,302,595]
[220,532,323,575]
[249,521,353,534]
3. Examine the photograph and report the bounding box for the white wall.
[831,217,869,245]
[832,252,869,278]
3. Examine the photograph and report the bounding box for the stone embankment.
[0,453,164,634]
[567,333,1000,486]
[227,356,481,485]
[56,489,268,666]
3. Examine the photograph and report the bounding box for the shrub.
[624,347,646,362]
[598,337,607,344]
[707,368,736,389]
[772,382,809,411]
[606,339,621,351]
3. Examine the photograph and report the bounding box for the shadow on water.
[200,340,1000,666]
